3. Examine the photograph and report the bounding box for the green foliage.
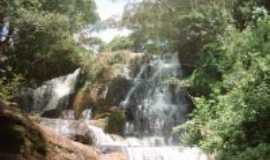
[39,0,98,30]
[0,0,98,84]
[80,51,132,83]
[104,36,134,52]
[180,15,270,160]
[0,0,98,99]
[0,74,23,102]
[123,0,231,63]
[174,6,230,68]
[9,11,80,82]
[106,110,126,134]
[122,5,270,159]
[2,0,98,30]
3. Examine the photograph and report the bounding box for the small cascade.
[31,69,80,117]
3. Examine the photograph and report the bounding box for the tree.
[0,0,99,83]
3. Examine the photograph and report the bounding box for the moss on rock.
[105,110,126,135]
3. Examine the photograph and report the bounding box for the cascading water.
[113,54,208,160]
[29,55,207,160]
[65,54,205,160]
[31,68,81,117]
[122,54,187,139]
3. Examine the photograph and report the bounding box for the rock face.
[72,51,145,120]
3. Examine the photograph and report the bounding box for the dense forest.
[0,0,270,160]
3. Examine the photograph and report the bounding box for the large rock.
[39,125,99,160]
[0,101,47,160]
[72,51,145,119]
[0,101,127,160]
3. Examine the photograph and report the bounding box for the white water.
[121,64,148,107]
[32,69,80,116]
[121,54,187,138]
[125,147,207,160]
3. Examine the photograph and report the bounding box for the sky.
[92,0,132,43]
[96,0,127,21]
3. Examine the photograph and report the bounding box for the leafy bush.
[9,11,80,82]
[105,36,134,52]
[0,0,98,84]
[106,110,126,134]
[180,15,270,160]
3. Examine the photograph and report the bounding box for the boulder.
[0,101,101,160]
[72,51,145,119]
[0,101,47,160]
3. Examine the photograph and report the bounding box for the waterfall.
[31,69,80,117]
[104,54,209,160]
[121,54,188,139]
[31,54,207,160]
[91,54,207,160]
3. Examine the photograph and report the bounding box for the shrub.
[180,15,270,160]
